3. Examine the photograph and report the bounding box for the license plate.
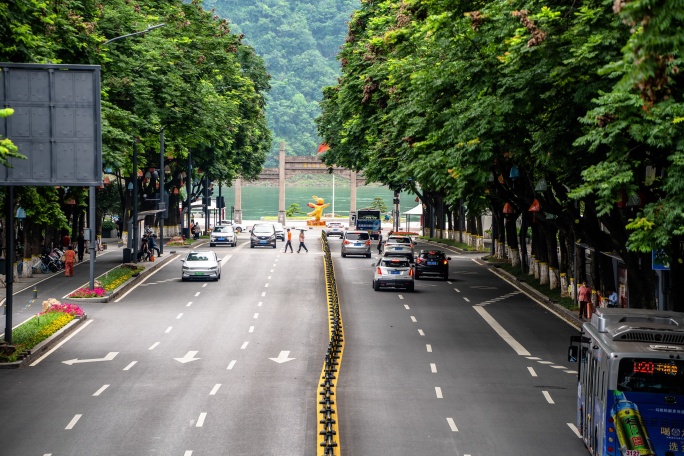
[395,247,404,250]
[427,261,437,265]
[217,237,225,241]
[259,240,267,244]
[390,270,400,275]
[354,243,362,247]
[194,272,204,276]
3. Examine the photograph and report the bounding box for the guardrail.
[318,231,343,455]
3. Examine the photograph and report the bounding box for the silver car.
[384,235,415,255]
[372,257,414,291]
[273,222,285,241]
[181,250,222,281]
[210,225,237,247]
[341,230,371,258]
[326,222,345,238]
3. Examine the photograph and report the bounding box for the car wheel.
[365,253,371,258]
[407,283,415,292]
[373,280,380,291]
[272,244,277,249]
[250,244,254,248]
[415,273,421,280]
[341,252,347,258]
[181,277,186,282]
[210,243,215,247]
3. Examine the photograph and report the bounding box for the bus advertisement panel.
[356,209,381,239]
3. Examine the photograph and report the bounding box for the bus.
[356,209,382,239]
[567,308,684,456]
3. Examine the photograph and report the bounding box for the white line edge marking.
[426,344,432,352]
[209,384,221,396]
[93,384,110,396]
[446,417,459,432]
[553,365,569,369]
[542,390,555,404]
[537,360,554,364]
[114,256,177,302]
[526,356,541,360]
[527,367,538,377]
[123,361,137,371]
[472,306,531,356]
[65,414,82,430]
[241,342,249,349]
[418,329,425,336]
[430,363,437,373]
[567,423,581,438]
[435,387,443,398]
[30,319,94,366]
[165,326,173,334]
[227,360,237,370]
[196,412,207,427]
[149,342,160,350]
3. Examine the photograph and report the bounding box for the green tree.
[369,197,387,213]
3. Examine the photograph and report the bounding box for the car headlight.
[251,234,257,240]
[269,235,276,240]
[208,266,218,270]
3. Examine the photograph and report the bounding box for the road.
[0,230,589,456]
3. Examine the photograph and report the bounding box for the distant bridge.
[257,156,365,183]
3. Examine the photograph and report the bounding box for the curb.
[0,314,88,369]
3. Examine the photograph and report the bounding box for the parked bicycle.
[16,256,50,275]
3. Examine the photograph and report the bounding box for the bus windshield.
[617,358,684,395]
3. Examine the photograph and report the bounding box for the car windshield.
[422,252,444,260]
[346,232,369,241]
[385,254,412,261]
[213,226,232,233]
[253,225,273,234]
[381,259,410,268]
[187,253,212,262]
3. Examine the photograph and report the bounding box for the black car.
[250,223,277,248]
[414,250,450,280]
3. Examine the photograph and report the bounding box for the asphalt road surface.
[0,231,589,456]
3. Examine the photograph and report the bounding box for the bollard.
[33,287,38,299]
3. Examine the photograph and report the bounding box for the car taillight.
[416,258,425,264]
[344,240,350,245]
[409,268,414,276]
[443,260,448,265]
[365,240,371,245]
[376,267,382,275]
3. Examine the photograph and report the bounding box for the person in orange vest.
[63,245,77,277]
[284,228,293,253]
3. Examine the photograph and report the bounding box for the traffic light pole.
[204,175,210,233]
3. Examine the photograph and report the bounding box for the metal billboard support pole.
[159,129,164,255]
[89,186,96,289]
[132,139,139,263]
[4,186,14,343]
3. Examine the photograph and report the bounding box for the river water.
[216,184,415,220]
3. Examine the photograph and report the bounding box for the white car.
[384,235,415,255]
[210,225,237,247]
[218,220,245,233]
[372,257,414,291]
[326,222,345,238]
[273,222,285,241]
[181,250,222,281]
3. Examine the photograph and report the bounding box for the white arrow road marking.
[174,351,200,364]
[269,351,295,364]
[62,352,118,365]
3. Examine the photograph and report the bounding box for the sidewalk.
[0,237,172,334]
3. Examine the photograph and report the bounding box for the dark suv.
[414,250,450,280]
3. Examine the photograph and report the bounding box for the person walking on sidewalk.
[63,245,76,277]
[578,281,592,319]
[297,229,308,253]
[149,234,161,257]
[77,230,86,262]
[284,228,293,253]
[377,231,383,254]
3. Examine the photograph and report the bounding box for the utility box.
[122,248,132,263]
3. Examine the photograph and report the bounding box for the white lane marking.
[552,365,569,369]
[268,276,271,280]
[184,451,193,456]
[123,361,137,371]
[410,316,417,323]
[65,414,82,430]
[254,313,259,319]
[93,385,109,396]
[273,264,276,267]
[527,367,538,377]
[398,294,404,300]
[446,417,459,432]
[418,329,425,336]
[565,370,578,374]
[149,342,160,350]
[542,391,555,404]
[202,283,207,288]
[526,356,541,360]
[270,269,274,272]
[241,342,249,349]
[404,304,410,310]
[435,387,443,398]
[176,313,183,319]
[227,360,237,370]
[447,281,453,285]
[187,301,193,307]
[196,412,207,427]
[537,360,554,364]
[264,283,269,288]
[426,344,432,352]
[567,423,581,438]
[258,301,263,307]
[30,319,94,366]
[209,384,221,396]
[472,306,531,356]
[165,326,173,334]
[194,292,201,297]
[430,363,437,373]
[261,292,266,297]
[249,326,255,333]
[454,288,460,293]
[463,297,470,302]
[43,454,52,456]
[114,257,177,302]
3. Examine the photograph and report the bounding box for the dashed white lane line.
[176,313,183,319]
[463,297,470,303]
[430,363,437,373]
[447,281,453,285]
[410,316,417,323]
[426,344,432,352]
[194,292,201,297]
[149,342,160,350]
[264,283,269,288]
[567,423,581,438]
[249,326,255,333]
[227,360,236,370]
[165,326,173,334]
[268,276,272,279]
[565,370,578,374]
[93,385,109,396]
[435,387,443,399]
[526,356,541,360]
[527,367,538,377]
[270,269,274,273]
[184,451,193,456]
[454,288,460,293]
[65,414,82,430]
[186,301,193,307]
[123,361,137,371]
[258,301,263,307]
[209,384,221,396]
[404,304,410,310]
[537,360,554,364]
[418,329,425,336]
[261,292,266,297]
[542,391,555,404]
[202,283,208,288]
[241,342,249,349]
[272,264,276,267]
[398,295,404,300]
[196,412,207,427]
[553,365,569,369]
[446,417,459,432]
[254,313,259,319]
[472,306,531,356]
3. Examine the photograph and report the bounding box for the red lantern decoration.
[528,199,541,212]
[503,203,514,214]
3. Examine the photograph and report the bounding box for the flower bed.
[166,236,196,246]
[66,264,144,298]
[0,302,85,363]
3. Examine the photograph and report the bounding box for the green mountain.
[206,0,358,166]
